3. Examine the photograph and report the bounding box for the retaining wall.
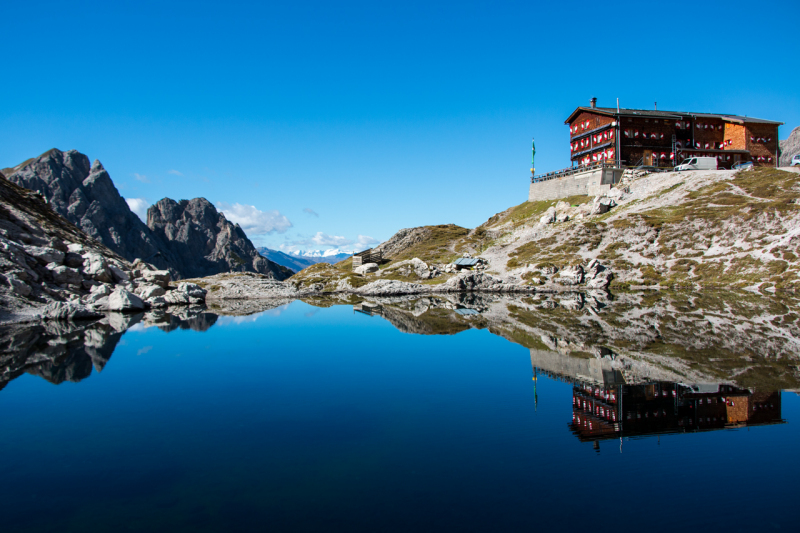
[528,168,624,202]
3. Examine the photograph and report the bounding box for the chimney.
[590,97,597,109]
[654,101,658,110]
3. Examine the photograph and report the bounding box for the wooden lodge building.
[566,98,783,169]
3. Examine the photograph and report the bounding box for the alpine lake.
[1,290,798,532]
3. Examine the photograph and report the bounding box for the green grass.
[385,224,469,265]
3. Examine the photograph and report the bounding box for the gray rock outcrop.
[354,262,379,274]
[780,126,800,166]
[5,149,178,272]
[147,197,292,280]
[5,149,291,281]
[0,171,206,322]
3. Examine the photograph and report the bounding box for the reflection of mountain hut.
[570,382,782,445]
[353,302,383,316]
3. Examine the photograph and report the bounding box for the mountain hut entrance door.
[643,150,653,166]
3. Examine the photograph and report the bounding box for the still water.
[0,295,798,532]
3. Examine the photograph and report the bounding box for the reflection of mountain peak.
[0,308,220,391]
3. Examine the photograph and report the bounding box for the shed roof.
[454,257,479,266]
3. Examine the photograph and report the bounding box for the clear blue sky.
[3,0,798,252]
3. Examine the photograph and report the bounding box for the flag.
[531,138,536,168]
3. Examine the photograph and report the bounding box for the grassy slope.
[504,168,800,290]
[292,168,800,291]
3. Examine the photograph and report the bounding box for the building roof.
[565,106,783,126]
[453,257,479,266]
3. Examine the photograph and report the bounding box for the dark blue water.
[0,300,797,532]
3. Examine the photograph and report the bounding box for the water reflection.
[0,307,217,390]
[2,290,799,396]
[568,381,782,448]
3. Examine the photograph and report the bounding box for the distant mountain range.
[257,247,351,273]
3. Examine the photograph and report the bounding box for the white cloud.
[217,202,292,235]
[168,169,183,176]
[356,235,379,247]
[303,207,319,217]
[311,232,353,246]
[125,198,150,222]
[277,232,380,253]
[133,173,150,183]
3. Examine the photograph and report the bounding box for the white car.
[792,154,800,166]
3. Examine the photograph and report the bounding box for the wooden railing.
[352,248,383,268]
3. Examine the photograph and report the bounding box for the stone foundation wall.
[528,168,623,202]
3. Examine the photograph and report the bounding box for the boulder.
[539,207,556,225]
[48,264,83,286]
[590,197,617,216]
[67,243,85,254]
[25,246,65,265]
[108,263,129,282]
[354,263,379,274]
[142,269,170,288]
[445,272,508,292]
[381,258,431,279]
[107,288,146,312]
[64,252,84,268]
[590,202,610,215]
[8,275,31,297]
[177,282,207,301]
[163,290,190,305]
[82,252,113,283]
[586,270,613,289]
[136,283,166,299]
[555,212,569,223]
[42,302,103,321]
[557,265,584,286]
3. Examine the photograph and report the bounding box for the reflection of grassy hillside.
[288,291,800,390]
[502,290,800,390]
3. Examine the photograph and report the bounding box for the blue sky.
[2,0,798,252]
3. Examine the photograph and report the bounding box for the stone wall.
[528,168,623,202]
[529,349,624,387]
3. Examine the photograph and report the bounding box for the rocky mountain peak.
[147,196,292,280]
[5,149,291,281]
[7,148,173,272]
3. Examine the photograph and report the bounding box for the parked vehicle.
[792,154,800,166]
[732,161,754,170]
[674,156,718,171]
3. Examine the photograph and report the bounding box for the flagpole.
[531,137,536,177]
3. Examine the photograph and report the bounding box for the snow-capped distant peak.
[289,248,351,258]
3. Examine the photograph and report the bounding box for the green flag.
[531,138,536,169]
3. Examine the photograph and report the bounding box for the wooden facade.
[565,102,783,169]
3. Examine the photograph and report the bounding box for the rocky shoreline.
[184,259,613,303]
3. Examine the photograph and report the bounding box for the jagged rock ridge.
[5,149,290,281]
[148,198,292,279]
[780,125,800,166]
[5,149,177,271]
[0,170,208,321]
